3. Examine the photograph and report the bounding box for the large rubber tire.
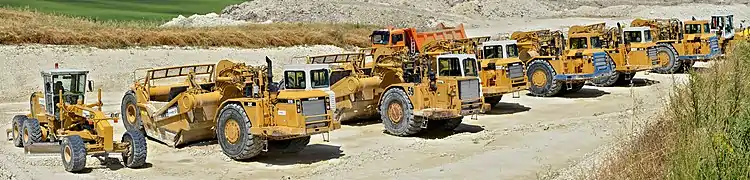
[121,90,145,136]
[12,115,27,147]
[527,60,563,97]
[652,46,681,74]
[380,88,423,136]
[22,119,42,147]
[269,136,311,153]
[122,131,147,168]
[590,72,621,87]
[216,104,263,160]
[61,135,87,172]
[485,95,502,108]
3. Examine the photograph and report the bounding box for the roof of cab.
[623,27,651,31]
[482,40,518,46]
[283,64,331,71]
[41,68,89,75]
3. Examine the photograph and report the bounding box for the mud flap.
[24,142,62,156]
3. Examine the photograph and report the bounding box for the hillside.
[0,0,243,21]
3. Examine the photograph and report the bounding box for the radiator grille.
[459,79,480,100]
[508,63,525,79]
[301,99,326,122]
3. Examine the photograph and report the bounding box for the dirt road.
[0,70,685,179]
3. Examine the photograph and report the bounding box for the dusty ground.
[0,40,691,179]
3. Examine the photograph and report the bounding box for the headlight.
[296,100,302,113]
[324,97,331,110]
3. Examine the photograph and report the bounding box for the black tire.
[216,104,263,160]
[526,60,562,97]
[61,135,87,172]
[121,90,145,135]
[380,88,423,136]
[22,119,42,147]
[442,117,463,131]
[12,115,27,147]
[269,136,311,153]
[485,95,502,108]
[590,72,621,87]
[122,131,147,168]
[652,46,681,74]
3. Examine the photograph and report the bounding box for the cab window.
[51,74,86,94]
[590,37,603,48]
[685,24,701,34]
[310,69,329,88]
[624,31,643,44]
[371,31,390,45]
[462,58,478,76]
[438,57,461,76]
[391,34,404,45]
[284,71,306,89]
[644,30,653,42]
[506,44,519,58]
[569,37,588,49]
[483,45,502,58]
[703,23,710,33]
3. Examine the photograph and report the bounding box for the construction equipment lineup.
[5,14,749,173]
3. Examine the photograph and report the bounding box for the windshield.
[51,74,86,94]
[685,24,702,34]
[590,37,603,48]
[624,31,643,44]
[371,31,390,45]
[438,57,461,76]
[483,45,502,58]
[284,71,306,89]
[463,58,478,76]
[310,69,330,88]
[506,44,519,58]
[569,37,588,49]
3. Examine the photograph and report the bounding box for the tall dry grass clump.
[0,8,374,48]
[598,42,750,179]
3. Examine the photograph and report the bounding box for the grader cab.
[122,58,339,160]
[510,30,613,97]
[7,65,147,172]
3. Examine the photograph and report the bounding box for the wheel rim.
[126,104,137,124]
[13,125,18,138]
[532,70,547,87]
[23,129,28,142]
[387,102,403,123]
[64,146,72,162]
[224,119,240,144]
[657,51,670,66]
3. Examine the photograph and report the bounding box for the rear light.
[296,100,302,113]
[324,97,331,110]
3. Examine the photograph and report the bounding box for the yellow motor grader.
[6,65,147,172]
[121,58,339,160]
[510,30,614,96]
[565,23,661,87]
[631,18,722,73]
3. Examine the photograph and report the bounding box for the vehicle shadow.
[341,117,381,127]
[177,140,218,148]
[253,144,344,165]
[621,78,660,87]
[558,88,610,99]
[82,157,153,173]
[484,102,531,115]
[417,123,485,140]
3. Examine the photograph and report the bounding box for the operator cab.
[282,64,336,111]
[480,40,520,59]
[370,29,406,47]
[684,20,711,35]
[436,54,479,77]
[41,65,93,119]
[568,34,603,49]
[711,15,735,39]
[623,27,654,44]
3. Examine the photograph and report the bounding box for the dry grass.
[0,8,375,48]
[597,42,750,179]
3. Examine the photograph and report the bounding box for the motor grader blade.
[24,142,62,156]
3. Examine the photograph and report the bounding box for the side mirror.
[87,80,94,92]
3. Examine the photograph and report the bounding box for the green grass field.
[0,0,245,21]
